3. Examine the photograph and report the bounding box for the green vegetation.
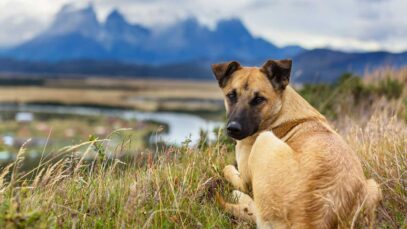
[0,68,406,228]
[0,113,157,153]
[299,72,405,120]
[0,131,238,228]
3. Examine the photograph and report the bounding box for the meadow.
[0,69,406,228]
[0,77,223,113]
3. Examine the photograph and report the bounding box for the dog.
[212,59,382,228]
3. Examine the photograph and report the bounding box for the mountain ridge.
[3,5,302,64]
[1,4,406,82]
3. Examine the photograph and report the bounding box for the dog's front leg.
[223,165,249,193]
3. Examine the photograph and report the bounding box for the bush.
[299,72,406,120]
[376,77,404,100]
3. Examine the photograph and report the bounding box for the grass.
[0,112,405,228]
[0,132,238,228]
[340,111,407,228]
[0,68,406,228]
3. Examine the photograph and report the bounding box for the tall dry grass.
[341,111,407,228]
[0,68,406,228]
[0,110,405,228]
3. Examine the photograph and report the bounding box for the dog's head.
[212,59,292,140]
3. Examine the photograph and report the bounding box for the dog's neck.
[240,85,326,145]
[271,86,325,128]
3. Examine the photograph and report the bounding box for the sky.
[0,0,406,52]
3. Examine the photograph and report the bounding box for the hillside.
[293,49,407,83]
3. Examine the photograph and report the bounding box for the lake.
[0,104,223,146]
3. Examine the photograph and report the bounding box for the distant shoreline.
[0,77,224,116]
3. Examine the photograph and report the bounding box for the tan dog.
[212,60,382,228]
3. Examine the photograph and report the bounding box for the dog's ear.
[211,61,241,87]
[262,59,292,90]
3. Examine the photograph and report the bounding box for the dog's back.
[281,119,382,228]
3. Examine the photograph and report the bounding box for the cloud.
[0,0,406,52]
[0,0,70,47]
[0,15,44,47]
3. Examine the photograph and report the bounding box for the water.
[2,135,14,146]
[0,104,223,146]
[0,151,12,160]
[15,112,34,122]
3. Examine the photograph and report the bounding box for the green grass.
[0,132,242,228]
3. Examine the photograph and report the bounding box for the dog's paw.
[232,190,254,205]
[223,165,239,179]
[231,190,244,201]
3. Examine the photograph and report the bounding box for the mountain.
[8,4,108,61]
[104,9,150,45]
[43,4,101,38]
[3,4,303,64]
[292,49,407,83]
[2,49,406,82]
[1,4,407,83]
[0,58,211,80]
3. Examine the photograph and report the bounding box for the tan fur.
[217,65,382,228]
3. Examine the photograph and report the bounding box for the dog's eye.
[251,96,266,106]
[227,91,237,103]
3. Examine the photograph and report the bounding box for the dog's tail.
[215,192,227,208]
[364,179,382,228]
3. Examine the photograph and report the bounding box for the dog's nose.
[227,121,242,134]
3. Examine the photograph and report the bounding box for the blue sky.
[0,0,406,52]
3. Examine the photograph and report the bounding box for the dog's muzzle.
[226,121,245,139]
